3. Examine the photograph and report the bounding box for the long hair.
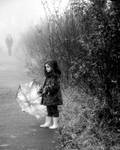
[44,60,61,78]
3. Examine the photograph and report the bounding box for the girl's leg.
[49,105,59,129]
[40,106,52,128]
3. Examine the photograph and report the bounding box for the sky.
[0,0,69,49]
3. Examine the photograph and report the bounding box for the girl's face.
[45,64,52,72]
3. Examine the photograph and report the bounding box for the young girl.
[38,60,63,129]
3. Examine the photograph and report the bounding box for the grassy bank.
[55,87,120,150]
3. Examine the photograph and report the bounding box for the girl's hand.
[37,88,43,95]
[58,105,62,112]
[42,88,46,94]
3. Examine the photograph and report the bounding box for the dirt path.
[0,54,57,150]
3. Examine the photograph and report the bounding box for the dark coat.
[39,75,63,106]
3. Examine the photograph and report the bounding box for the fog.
[0,0,69,51]
[0,0,44,48]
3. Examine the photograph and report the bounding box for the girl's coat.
[39,75,63,106]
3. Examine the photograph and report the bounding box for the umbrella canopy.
[16,80,47,119]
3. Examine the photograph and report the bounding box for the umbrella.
[16,80,47,119]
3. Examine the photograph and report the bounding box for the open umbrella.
[16,80,47,119]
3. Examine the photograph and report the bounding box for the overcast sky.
[0,0,69,48]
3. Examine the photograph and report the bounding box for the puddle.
[0,143,9,147]
[0,136,11,149]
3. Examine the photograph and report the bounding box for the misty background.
[0,0,68,58]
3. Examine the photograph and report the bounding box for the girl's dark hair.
[44,60,61,78]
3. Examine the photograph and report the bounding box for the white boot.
[40,116,51,128]
[49,117,59,129]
